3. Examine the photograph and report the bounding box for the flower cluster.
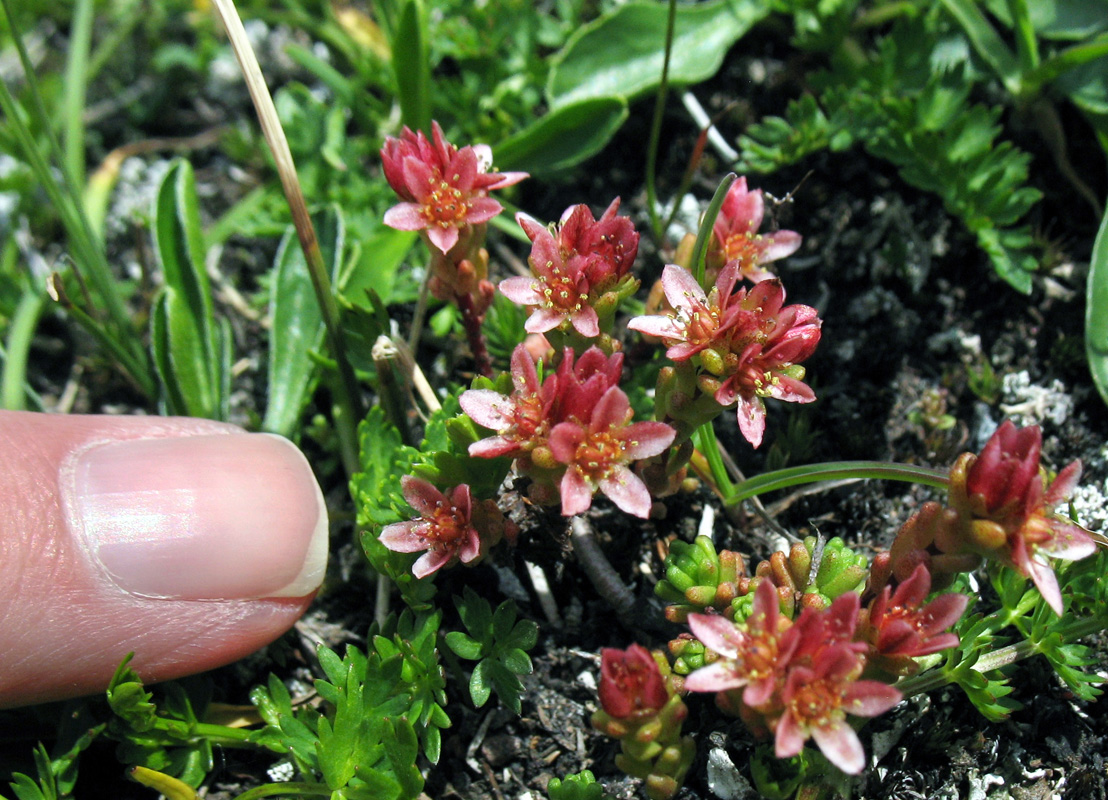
[381,121,527,255]
[500,199,640,347]
[460,344,675,518]
[682,575,965,774]
[630,264,821,447]
[870,420,1096,615]
[379,475,515,578]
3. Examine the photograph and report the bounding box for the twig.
[569,516,638,629]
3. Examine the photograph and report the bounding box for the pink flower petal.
[383,203,428,231]
[466,196,503,225]
[599,465,652,518]
[758,230,802,263]
[560,467,594,516]
[401,475,449,516]
[570,305,600,337]
[627,314,684,340]
[774,709,807,759]
[412,547,454,579]
[735,396,767,448]
[811,718,866,775]
[499,276,542,305]
[683,661,747,693]
[379,520,428,553]
[426,224,460,254]
[688,613,745,659]
[619,422,676,460]
[660,264,707,312]
[460,389,513,430]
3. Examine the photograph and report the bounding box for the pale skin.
[0,411,328,708]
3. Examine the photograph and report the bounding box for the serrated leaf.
[548,0,769,108]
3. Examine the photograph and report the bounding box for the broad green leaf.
[493,97,628,174]
[1086,203,1108,407]
[444,631,485,660]
[547,0,769,109]
[151,159,221,418]
[392,0,430,134]
[263,205,345,437]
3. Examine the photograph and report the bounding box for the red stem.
[456,291,493,378]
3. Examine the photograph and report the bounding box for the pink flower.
[461,344,557,458]
[713,279,821,448]
[948,421,1096,615]
[599,644,670,719]
[709,177,801,283]
[865,563,967,664]
[381,121,526,253]
[557,198,640,288]
[548,385,675,518]
[379,476,483,578]
[627,263,745,361]
[499,213,600,337]
[774,644,901,774]
[685,579,793,707]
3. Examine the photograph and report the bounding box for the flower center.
[421,177,472,229]
[428,504,468,544]
[789,678,845,730]
[573,429,629,483]
[723,231,764,270]
[538,261,586,314]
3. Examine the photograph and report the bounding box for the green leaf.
[937,0,1021,92]
[151,158,222,418]
[469,659,493,708]
[444,631,485,661]
[547,0,769,108]
[493,97,628,174]
[392,0,431,134]
[1086,202,1108,407]
[262,205,345,437]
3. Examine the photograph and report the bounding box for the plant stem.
[722,461,949,507]
[211,0,365,469]
[1,289,45,411]
[644,0,678,241]
[456,291,493,378]
[62,0,94,188]
[691,173,736,286]
[233,782,333,800]
[570,516,639,630]
[896,615,1107,698]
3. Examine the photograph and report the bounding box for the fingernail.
[65,433,328,600]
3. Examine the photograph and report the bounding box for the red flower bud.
[599,644,669,718]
